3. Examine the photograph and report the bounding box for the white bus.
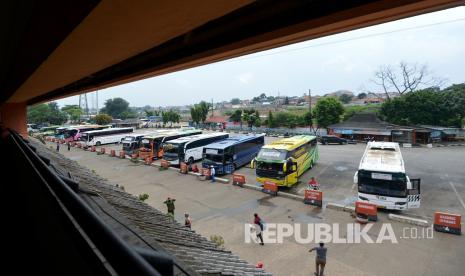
[80,127,134,146]
[354,142,420,210]
[162,133,229,165]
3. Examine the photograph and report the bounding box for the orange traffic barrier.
[131,153,138,159]
[119,150,126,159]
[161,160,170,169]
[145,157,153,165]
[98,147,106,155]
[70,141,76,147]
[434,212,461,235]
[262,181,278,196]
[76,143,82,148]
[355,201,378,222]
[180,162,188,174]
[110,149,116,157]
[90,146,96,152]
[304,189,323,207]
[232,174,246,187]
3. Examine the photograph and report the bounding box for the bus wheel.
[96,141,101,146]
[188,157,194,165]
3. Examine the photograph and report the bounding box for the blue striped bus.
[202,134,265,175]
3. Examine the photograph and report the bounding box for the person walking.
[56,141,60,152]
[309,242,327,276]
[253,213,264,245]
[210,165,216,183]
[67,141,71,151]
[164,197,176,218]
[184,213,192,229]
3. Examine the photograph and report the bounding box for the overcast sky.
[57,7,465,108]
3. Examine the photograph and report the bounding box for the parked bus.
[80,127,134,146]
[354,142,420,210]
[121,131,163,154]
[139,129,202,159]
[163,133,229,166]
[64,124,110,141]
[252,135,319,187]
[202,134,265,175]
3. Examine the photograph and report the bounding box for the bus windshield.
[257,148,287,160]
[358,170,407,197]
[163,143,181,154]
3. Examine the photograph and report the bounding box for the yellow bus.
[252,135,319,187]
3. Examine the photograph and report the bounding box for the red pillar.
[0,102,27,138]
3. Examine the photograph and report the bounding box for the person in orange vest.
[308,177,320,190]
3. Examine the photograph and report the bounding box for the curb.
[326,203,355,212]
[388,214,430,227]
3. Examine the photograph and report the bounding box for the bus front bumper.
[256,176,290,187]
[358,194,408,210]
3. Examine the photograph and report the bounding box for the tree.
[100,98,131,118]
[339,94,353,104]
[230,109,243,129]
[197,101,210,124]
[162,110,181,126]
[242,109,260,129]
[27,102,67,125]
[357,92,367,99]
[94,113,112,125]
[372,61,444,99]
[313,97,344,129]
[190,107,201,126]
[145,110,155,117]
[267,111,276,128]
[379,84,465,127]
[61,105,83,122]
[230,98,240,105]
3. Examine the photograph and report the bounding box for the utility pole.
[211,98,214,117]
[96,90,99,114]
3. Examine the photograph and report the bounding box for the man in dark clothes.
[309,242,327,276]
[164,197,176,218]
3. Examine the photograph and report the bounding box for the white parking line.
[449,181,465,211]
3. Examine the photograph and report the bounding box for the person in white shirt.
[210,165,216,182]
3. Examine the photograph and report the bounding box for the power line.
[223,17,465,63]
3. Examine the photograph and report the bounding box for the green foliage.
[242,109,260,129]
[273,112,303,128]
[230,110,242,123]
[100,98,132,118]
[230,98,240,105]
[302,111,313,127]
[138,193,149,202]
[61,105,83,122]
[145,110,155,117]
[343,105,380,121]
[162,110,181,126]
[339,94,353,104]
[357,92,367,99]
[210,235,225,249]
[190,101,210,125]
[95,113,112,125]
[267,110,276,128]
[379,84,465,127]
[313,97,344,128]
[27,102,67,125]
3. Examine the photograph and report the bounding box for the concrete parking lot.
[49,137,465,276]
[78,130,465,220]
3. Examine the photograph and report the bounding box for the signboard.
[205,149,218,155]
[304,189,323,207]
[434,212,461,235]
[261,151,281,158]
[232,174,246,186]
[142,139,150,144]
[262,181,278,196]
[161,160,170,169]
[355,201,378,222]
[372,173,392,181]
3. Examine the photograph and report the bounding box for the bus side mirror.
[250,159,256,169]
[292,164,297,171]
[283,162,287,172]
[353,171,358,184]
